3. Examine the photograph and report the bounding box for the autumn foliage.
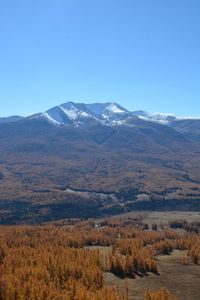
[0,218,199,299]
[0,226,122,300]
[144,288,177,300]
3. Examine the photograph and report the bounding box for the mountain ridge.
[1,101,199,127]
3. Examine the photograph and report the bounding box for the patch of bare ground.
[105,250,200,300]
[107,211,200,227]
[142,211,200,227]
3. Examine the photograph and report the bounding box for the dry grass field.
[105,249,200,300]
[109,211,200,227]
[142,211,200,227]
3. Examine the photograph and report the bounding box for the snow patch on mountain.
[43,112,61,125]
[59,106,78,120]
[134,111,177,124]
[60,105,92,120]
[105,103,127,114]
[137,115,169,124]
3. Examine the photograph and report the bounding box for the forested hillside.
[0,103,199,223]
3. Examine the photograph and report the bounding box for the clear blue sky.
[0,0,199,117]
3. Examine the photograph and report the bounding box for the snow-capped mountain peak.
[0,101,200,127]
[14,101,199,127]
[38,101,179,126]
[41,102,130,126]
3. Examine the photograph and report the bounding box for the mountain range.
[0,102,200,223]
[1,101,197,126]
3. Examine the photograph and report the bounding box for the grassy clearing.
[105,249,200,300]
[107,211,200,227]
[142,211,200,227]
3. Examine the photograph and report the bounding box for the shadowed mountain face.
[0,116,24,124]
[0,102,200,223]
